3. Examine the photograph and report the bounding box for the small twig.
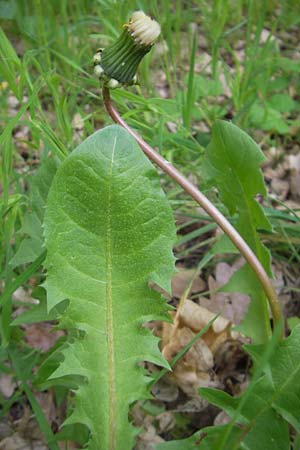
[102,86,283,335]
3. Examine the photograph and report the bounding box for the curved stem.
[102,86,283,335]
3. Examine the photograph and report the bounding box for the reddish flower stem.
[102,86,283,335]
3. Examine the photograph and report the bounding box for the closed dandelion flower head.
[93,11,160,88]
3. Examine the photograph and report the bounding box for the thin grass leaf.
[0,251,46,308]
[0,26,23,99]
[10,155,58,268]
[9,347,60,450]
[182,32,197,130]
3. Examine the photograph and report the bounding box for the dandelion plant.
[42,10,284,450]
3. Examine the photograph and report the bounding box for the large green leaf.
[202,120,272,343]
[43,125,175,450]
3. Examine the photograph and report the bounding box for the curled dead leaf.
[161,299,247,397]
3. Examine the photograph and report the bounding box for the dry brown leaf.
[280,199,300,217]
[0,435,30,450]
[166,122,177,133]
[160,298,248,397]
[171,269,205,298]
[195,52,212,73]
[207,261,250,324]
[214,339,250,391]
[7,93,19,114]
[157,412,175,433]
[0,435,47,450]
[12,287,34,304]
[219,72,231,98]
[35,391,57,424]
[0,374,15,398]
[72,113,84,131]
[24,323,64,352]
[162,320,215,396]
[270,178,290,200]
[260,28,279,45]
[155,69,169,99]
[214,410,231,426]
[132,404,165,450]
[0,409,47,450]
[151,377,179,403]
[135,425,165,450]
[0,420,12,440]
[289,153,300,200]
[175,396,208,413]
[161,300,235,395]
[178,299,230,335]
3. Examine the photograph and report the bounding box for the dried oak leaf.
[161,300,232,396]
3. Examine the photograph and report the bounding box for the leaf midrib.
[106,137,117,450]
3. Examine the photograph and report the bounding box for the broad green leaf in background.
[44,125,175,450]
[156,407,288,450]
[193,74,223,100]
[202,120,272,343]
[249,102,290,134]
[267,93,296,113]
[156,425,243,450]
[199,379,289,450]
[245,325,300,432]
[10,155,58,268]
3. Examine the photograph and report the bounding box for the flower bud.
[93,11,160,88]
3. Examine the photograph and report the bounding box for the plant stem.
[102,86,283,336]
